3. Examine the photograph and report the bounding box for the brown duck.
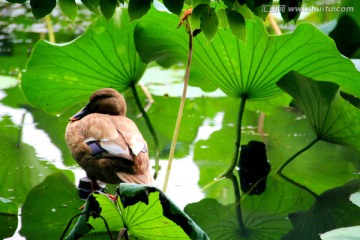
[65,88,154,190]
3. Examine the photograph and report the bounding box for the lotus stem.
[44,15,56,43]
[216,95,247,180]
[162,22,193,193]
[130,83,160,179]
[276,138,319,174]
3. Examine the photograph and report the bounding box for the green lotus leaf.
[81,0,100,15]
[134,10,360,100]
[163,0,184,15]
[99,0,117,20]
[30,0,56,19]
[66,184,209,239]
[277,71,360,150]
[184,176,315,239]
[20,172,83,240]
[283,180,360,240]
[59,0,78,21]
[22,8,147,114]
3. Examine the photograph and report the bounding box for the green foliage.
[29,0,56,19]
[66,184,209,239]
[135,11,360,103]
[283,180,360,240]
[99,0,117,20]
[59,0,78,21]
[22,8,147,114]
[185,179,360,240]
[3,1,360,239]
[163,0,185,15]
[4,0,309,40]
[81,0,100,15]
[200,6,219,41]
[278,71,360,150]
[226,9,246,40]
[280,0,303,23]
[6,0,26,3]
[185,176,315,239]
[246,0,272,20]
[128,0,152,21]
[20,172,83,240]
[0,197,17,216]
[329,15,360,58]
[0,115,56,204]
[0,197,18,239]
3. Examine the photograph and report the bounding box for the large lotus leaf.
[20,172,84,240]
[277,71,360,150]
[67,184,209,239]
[283,180,360,240]
[135,10,360,100]
[22,8,147,114]
[65,193,122,239]
[184,175,315,239]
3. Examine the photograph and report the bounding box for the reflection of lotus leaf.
[283,180,360,240]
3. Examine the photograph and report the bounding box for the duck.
[65,88,154,191]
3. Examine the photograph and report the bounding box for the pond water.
[1,2,360,240]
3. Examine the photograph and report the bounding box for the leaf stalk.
[216,95,247,180]
[130,83,160,178]
[276,138,319,174]
[162,20,193,193]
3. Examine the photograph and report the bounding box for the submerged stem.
[276,137,320,198]
[130,83,160,178]
[278,172,318,198]
[229,173,247,236]
[217,96,247,180]
[162,25,193,193]
[276,138,319,174]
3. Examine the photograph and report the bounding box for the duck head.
[70,88,126,121]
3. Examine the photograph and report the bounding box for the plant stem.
[268,13,282,35]
[216,95,247,180]
[130,83,160,178]
[278,172,318,198]
[162,25,193,193]
[276,138,320,198]
[229,173,247,236]
[276,138,319,174]
[44,15,56,43]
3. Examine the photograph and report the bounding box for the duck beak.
[69,104,90,121]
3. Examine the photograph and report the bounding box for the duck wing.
[109,116,154,185]
[65,114,153,185]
